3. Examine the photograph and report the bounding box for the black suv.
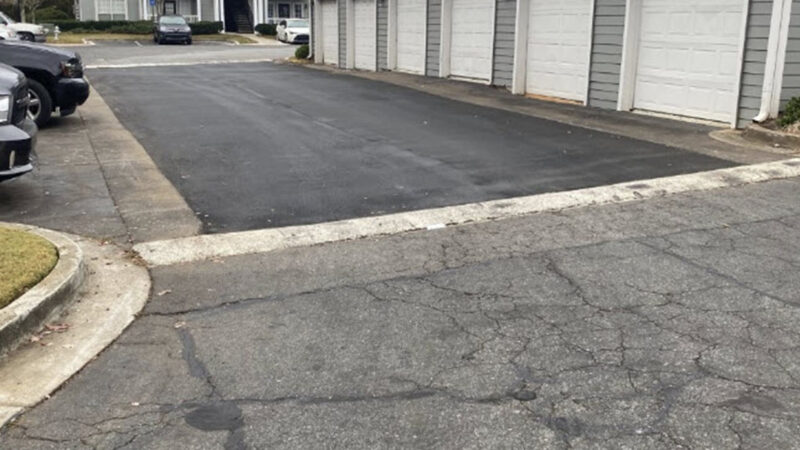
[0,41,89,126]
[0,63,36,182]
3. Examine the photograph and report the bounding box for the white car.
[0,12,46,42]
[0,25,18,41]
[276,19,309,44]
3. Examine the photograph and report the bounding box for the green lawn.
[0,227,58,309]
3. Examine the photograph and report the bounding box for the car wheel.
[186,38,192,45]
[27,79,52,127]
[18,32,34,42]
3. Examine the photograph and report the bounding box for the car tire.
[27,79,52,127]
[186,38,192,45]
[18,32,34,42]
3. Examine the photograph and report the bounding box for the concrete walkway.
[226,33,285,45]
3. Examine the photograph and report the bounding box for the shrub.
[106,22,151,34]
[34,6,71,21]
[254,23,276,36]
[294,44,309,59]
[189,21,223,34]
[47,20,223,35]
[47,20,134,32]
[779,97,800,128]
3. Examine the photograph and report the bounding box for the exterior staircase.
[225,0,253,33]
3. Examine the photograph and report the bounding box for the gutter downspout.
[755,0,792,123]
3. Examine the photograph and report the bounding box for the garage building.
[312,0,800,128]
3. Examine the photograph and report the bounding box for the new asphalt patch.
[88,62,736,233]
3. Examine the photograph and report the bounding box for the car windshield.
[0,12,15,24]
[287,20,308,28]
[160,16,187,25]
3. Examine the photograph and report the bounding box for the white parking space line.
[85,58,275,69]
[133,158,800,267]
[134,41,142,47]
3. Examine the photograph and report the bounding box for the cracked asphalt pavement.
[4,176,800,448]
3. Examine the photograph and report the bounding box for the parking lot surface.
[88,62,735,232]
[76,41,295,67]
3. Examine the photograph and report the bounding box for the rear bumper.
[0,119,37,182]
[34,33,47,42]
[54,77,90,113]
[159,32,192,41]
[288,34,309,44]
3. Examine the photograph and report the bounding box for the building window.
[97,0,126,20]
[268,3,274,18]
[294,3,302,17]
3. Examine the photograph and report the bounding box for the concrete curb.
[0,233,151,428]
[79,86,201,242]
[0,223,84,357]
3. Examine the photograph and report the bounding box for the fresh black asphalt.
[87,62,736,233]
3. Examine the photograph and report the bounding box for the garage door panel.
[634,0,744,122]
[321,0,338,66]
[449,0,493,81]
[354,0,376,70]
[396,0,425,74]
[526,0,591,101]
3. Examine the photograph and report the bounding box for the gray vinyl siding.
[201,0,215,21]
[426,0,441,76]
[737,0,772,128]
[492,0,515,87]
[425,0,442,77]
[780,0,800,107]
[339,0,347,67]
[377,0,388,70]
[587,0,625,110]
[79,0,96,20]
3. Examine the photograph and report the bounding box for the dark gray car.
[0,41,89,127]
[0,63,36,182]
[154,15,192,45]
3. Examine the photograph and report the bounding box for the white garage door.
[354,0,376,70]
[634,0,744,122]
[396,0,426,74]
[450,0,494,81]
[321,0,338,65]
[526,0,591,101]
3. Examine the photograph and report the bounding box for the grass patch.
[0,227,58,309]
[52,32,258,45]
[52,33,147,43]
[196,34,258,44]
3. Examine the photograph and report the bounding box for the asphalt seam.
[133,157,800,267]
